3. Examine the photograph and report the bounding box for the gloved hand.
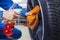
[3,10,22,20]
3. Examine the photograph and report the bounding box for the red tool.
[3,21,15,37]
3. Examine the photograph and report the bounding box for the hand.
[3,10,21,20]
[25,12,31,16]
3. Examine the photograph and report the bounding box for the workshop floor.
[15,25,31,40]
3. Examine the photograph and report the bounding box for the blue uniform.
[0,0,27,39]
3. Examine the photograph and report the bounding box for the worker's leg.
[11,28,22,39]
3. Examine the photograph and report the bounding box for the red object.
[3,21,15,37]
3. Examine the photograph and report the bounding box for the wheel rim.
[38,0,44,40]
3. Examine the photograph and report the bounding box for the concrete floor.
[15,25,31,40]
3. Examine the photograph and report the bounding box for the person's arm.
[0,0,22,10]
[0,0,27,18]
[21,9,27,18]
[0,11,5,27]
[0,11,3,21]
[0,11,3,18]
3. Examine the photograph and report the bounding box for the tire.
[27,0,60,40]
[27,0,41,40]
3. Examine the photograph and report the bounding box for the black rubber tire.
[27,0,60,40]
[39,0,60,40]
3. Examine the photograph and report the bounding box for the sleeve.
[0,22,5,28]
[0,11,3,18]
[0,0,22,10]
[21,9,27,18]
[0,11,3,22]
